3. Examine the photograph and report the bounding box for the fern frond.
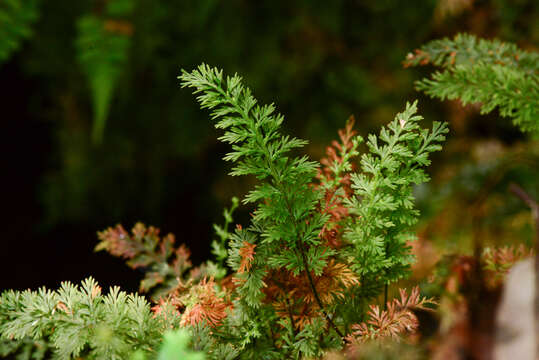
[345,101,448,283]
[96,222,194,300]
[346,286,436,344]
[404,33,539,74]
[180,64,328,312]
[405,33,538,133]
[0,278,169,359]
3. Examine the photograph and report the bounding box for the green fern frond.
[344,101,448,283]
[0,277,172,359]
[404,33,539,74]
[404,33,538,134]
[180,63,326,291]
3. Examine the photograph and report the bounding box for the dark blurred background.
[1,0,537,293]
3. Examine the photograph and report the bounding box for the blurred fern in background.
[0,0,39,64]
[76,0,135,143]
[404,34,539,134]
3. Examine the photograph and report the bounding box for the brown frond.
[96,222,195,298]
[318,190,350,248]
[305,260,360,304]
[482,244,533,288]
[238,241,257,274]
[346,286,435,344]
[315,117,359,249]
[317,115,358,190]
[262,260,359,330]
[395,286,437,311]
[95,224,135,258]
[172,244,193,276]
[179,277,231,328]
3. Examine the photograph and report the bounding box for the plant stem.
[271,273,298,338]
[276,179,345,340]
[296,242,345,339]
[285,296,298,338]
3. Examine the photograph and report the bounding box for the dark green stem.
[296,242,345,339]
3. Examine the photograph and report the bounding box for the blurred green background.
[1,0,537,292]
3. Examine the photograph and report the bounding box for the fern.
[346,286,436,344]
[344,101,448,285]
[180,63,328,304]
[0,277,173,359]
[211,197,240,269]
[180,64,447,356]
[0,0,39,65]
[1,64,448,359]
[404,33,539,134]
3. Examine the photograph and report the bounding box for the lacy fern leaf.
[344,101,448,284]
[0,278,171,359]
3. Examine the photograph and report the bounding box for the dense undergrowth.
[1,34,538,359]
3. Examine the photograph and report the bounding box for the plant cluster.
[404,33,539,134]
[3,33,536,358]
[1,63,447,359]
[0,277,175,359]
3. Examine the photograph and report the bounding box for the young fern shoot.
[344,101,448,290]
[404,33,538,134]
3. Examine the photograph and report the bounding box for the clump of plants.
[1,33,537,359]
[0,62,446,359]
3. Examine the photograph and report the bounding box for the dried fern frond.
[262,260,359,330]
[482,244,533,288]
[238,241,257,274]
[96,222,195,299]
[317,116,361,248]
[179,278,231,328]
[346,286,436,344]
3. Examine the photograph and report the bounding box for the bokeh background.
[1,0,537,293]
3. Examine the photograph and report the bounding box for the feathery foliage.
[180,64,329,305]
[0,277,174,359]
[404,33,539,134]
[211,197,240,268]
[2,64,448,359]
[344,102,448,285]
[95,222,225,300]
[95,222,193,299]
[178,64,447,357]
[0,0,39,64]
[346,286,436,344]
